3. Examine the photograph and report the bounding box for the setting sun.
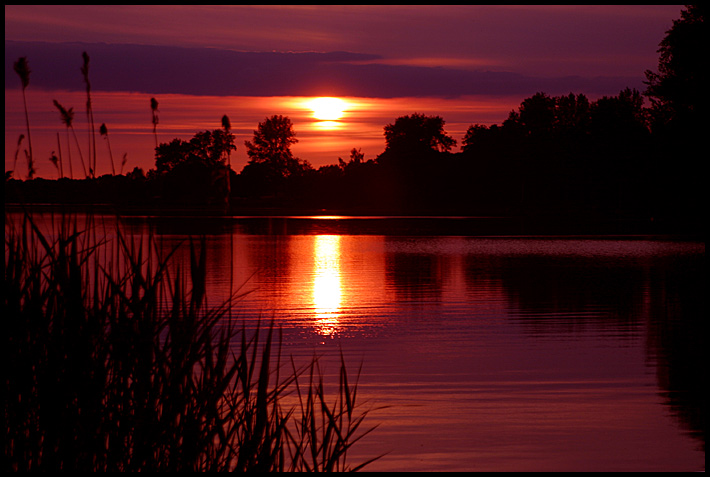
[307,97,348,121]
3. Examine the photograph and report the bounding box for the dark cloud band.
[5,40,641,98]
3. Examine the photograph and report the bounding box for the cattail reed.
[4,210,382,472]
[100,123,116,176]
[13,57,34,179]
[53,100,88,179]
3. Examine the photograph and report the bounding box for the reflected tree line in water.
[5,6,705,234]
[372,241,704,449]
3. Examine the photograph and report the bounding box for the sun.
[307,97,348,121]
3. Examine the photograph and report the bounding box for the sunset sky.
[5,5,684,178]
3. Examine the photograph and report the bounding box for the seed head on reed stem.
[99,123,116,175]
[53,99,88,179]
[49,152,60,178]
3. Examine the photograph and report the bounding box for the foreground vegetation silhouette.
[4,212,383,471]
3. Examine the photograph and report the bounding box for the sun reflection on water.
[312,235,342,337]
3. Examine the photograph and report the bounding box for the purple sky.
[5,5,684,177]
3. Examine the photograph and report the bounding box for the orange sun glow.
[307,97,348,121]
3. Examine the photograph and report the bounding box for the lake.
[8,212,705,471]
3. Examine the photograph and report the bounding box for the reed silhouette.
[12,57,34,179]
[81,52,97,177]
[100,123,116,176]
[53,100,87,179]
[4,211,383,471]
[54,132,65,178]
[222,114,233,207]
[48,151,60,177]
[151,97,160,150]
[11,134,25,179]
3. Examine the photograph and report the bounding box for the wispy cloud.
[5,41,642,99]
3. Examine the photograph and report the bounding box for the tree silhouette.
[155,129,235,174]
[244,115,300,177]
[13,57,34,179]
[643,5,704,224]
[338,147,365,171]
[461,124,502,153]
[555,93,591,133]
[153,128,235,205]
[644,5,705,128]
[382,113,456,154]
[589,88,648,142]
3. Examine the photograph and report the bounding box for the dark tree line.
[263,90,648,217]
[6,6,704,232]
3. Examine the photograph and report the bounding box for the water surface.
[10,212,705,471]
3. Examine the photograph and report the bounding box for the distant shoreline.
[6,203,703,241]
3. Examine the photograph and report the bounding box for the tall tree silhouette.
[244,115,300,177]
[13,57,34,179]
[644,4,704,225]
[644,5,706,128]
[53,100,88,178]
[81,52,97,177]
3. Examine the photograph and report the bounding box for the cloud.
[5,40,643,99]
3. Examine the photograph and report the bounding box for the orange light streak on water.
[312,235,343,337]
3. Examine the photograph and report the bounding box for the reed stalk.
[12,134,25,178]
[56,132,64,179]
[222,115,232,209]
[53,100,88,178]
[13,57,34,179]
[151,98,159,150]
[100,123,116,176]
[4,211,381,472]
[81,52,97,178]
